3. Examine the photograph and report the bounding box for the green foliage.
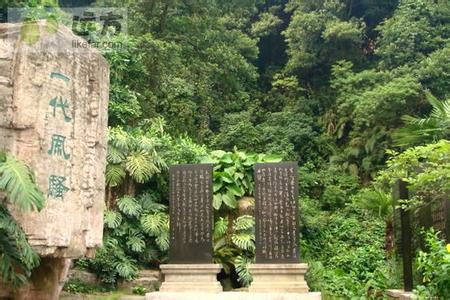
[132,284,148,296]
[86,194,169,286]
[70,0,450,295]
[284,0,365,73]
[0,152,44,287]
[63,279,102,294]
[375,140,450,206]
[207,149,280,211]
[393,92,450,147]
[414,229,450,299]
[376,0,450,68]
[208,149,275,286]
[0,153,45,211]
[106,126,166,186]
[303,203,397,298]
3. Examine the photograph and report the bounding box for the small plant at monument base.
[63,279,101,294]
[132,284,148,295]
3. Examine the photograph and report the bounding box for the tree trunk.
[385,218,394,258]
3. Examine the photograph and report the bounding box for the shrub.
[414,229,450,299]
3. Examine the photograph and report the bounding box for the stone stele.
[0,21,109,299]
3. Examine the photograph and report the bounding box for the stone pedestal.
[386,289,413,300]
[158,264,222,292]
[146,292,321,300]
[249,264,309,293]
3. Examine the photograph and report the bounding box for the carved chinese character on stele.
[254,162,299,263]
[169,164,213,263]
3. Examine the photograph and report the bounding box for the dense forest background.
[96,0,449,181]
[80,0,450,297]
[1,0,449,298]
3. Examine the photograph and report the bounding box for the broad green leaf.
[221,172,234,183]
[213,194,223,210]
[222,192,237,208]
[224,166,236,177]
[220,153,234,164]
[263,154,283,162]
[210,150,226,158]
[227,183,244,197]
[213,181,223,192]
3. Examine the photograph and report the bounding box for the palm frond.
[213,217,228,239]
[107,145,126,164]
[117,196,142,217]
[393,93,450,147]
[108,127,130,152]
[104,210,122,229]
[141,212,168,236]
[233,215,255,231]
[235,255,254,287]
[126,233,146,253]
[0,154,45,211]
[0,205,40,286]
[155,231,169,252]
[112,256,138,280]
[126,150,160,183]
[105,164,126,187]
[231,232,255,251]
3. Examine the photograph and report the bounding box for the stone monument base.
[158,264,222,292]
[386,289,413,300]
[146,292,321,300]
[249,263,309,293]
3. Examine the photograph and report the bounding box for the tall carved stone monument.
[0,22,109,299]
[157,164,222,293]
[250,162,309,293]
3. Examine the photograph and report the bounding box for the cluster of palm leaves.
[207,149,281,287]
[0,151,45,287]
[85,124,171,285]
[213,215,255,286]
[393,92,450,147]
[87,120,208,286]
[89,192,169,286]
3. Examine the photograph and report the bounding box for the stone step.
[119,296,146,300]
[146,292,322,300]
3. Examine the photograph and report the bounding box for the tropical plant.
[106,125,166,191]
[375,140,450,207]
[353,188,395,257]
[0,151,45,287]
[205,149,281,287]
[414,229,450,299]
[393,92,450,147]
[84,192,169,287]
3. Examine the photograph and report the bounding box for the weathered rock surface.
[117,269,163,293]
[68,269,99,285]
[0,21,109,299]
